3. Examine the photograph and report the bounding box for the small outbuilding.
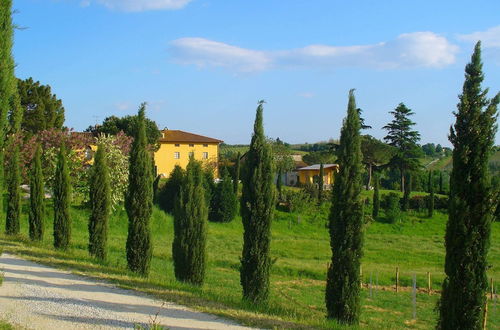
[297,164,339,188]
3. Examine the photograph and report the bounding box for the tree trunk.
[366,163,372,190]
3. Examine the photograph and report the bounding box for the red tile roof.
[159,130,223,144]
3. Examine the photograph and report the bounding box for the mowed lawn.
[0,199,498,329]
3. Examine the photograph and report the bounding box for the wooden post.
[360,265,363,288]
[427,272,431,295]
[396,267,400,293]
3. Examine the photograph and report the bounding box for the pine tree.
[240,101,275,304]
[326,90,364,324]
[53,144,71,250]
[88,144,110,261]
[125,103,153,276]
[172,157,207,285]
[234,151,241,194]
[383,103,421,192]
[0,0,17,215]
[209,168,237,223]
[5,145,21,235]
[428,171,434,218]
[29,145,45,241]
[372,174,380,218]
[438,42,499,330]
[318,163,324,204]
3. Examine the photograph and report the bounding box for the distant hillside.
[426,150,500,176]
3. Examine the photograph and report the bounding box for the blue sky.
[12,0,500,146]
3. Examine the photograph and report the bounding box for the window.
[203,144,208,147]
[202,152,208,159]
[189,144,194,147]
[175,144,180,147]
[189,151,194,158]
[174,152,180,159]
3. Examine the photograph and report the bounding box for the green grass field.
[0,197,498,329]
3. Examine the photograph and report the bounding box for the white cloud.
[170,38,272,72]
[458,26,500,48]
[84,0,192,12]
[169,32,458,72]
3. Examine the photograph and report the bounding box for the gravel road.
[0,253,254,330]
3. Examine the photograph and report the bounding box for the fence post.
[412,274,417,320]
[491,278,494,300]
[482,298,488,330]
[396,267,400,293]
[427,272,431,295]
[360,265,363,288]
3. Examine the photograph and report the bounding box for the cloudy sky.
[12,0,500,145]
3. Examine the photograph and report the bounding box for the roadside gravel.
[0,253,255,330]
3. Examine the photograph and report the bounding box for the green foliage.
[383,192,401,224]
[439,42,499,330]
[203,168,216,208]
[91,114,161,148]
[93,134,130,210]
[0,0,17,213]
[279,188,313,213]
[361,135,394,188]
[326,90,364,324]
[126,103,153,276]
[302,150,335,165]
[383,103,421,192]
[172,158,207,285]
[158,165,184,214]
[209,168,237,223]
[88,145,110,261]
[428,171,434,218]
[17,78,65,135]
[53,145,72,249]
[240,101,275,304]
[5,144,21,235]
[233,151,240,195]
[372,174,380,218]
[29,145,44,241]
[401,173,411,211]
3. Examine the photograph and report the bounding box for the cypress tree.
[439,171,444,194]
[29,145,44,241]
[438,42,499,329]
[172,157,207,285]
[233,151,241,194]
[318,163,324,204]
[0,0,17,214]
[240,101,275,304]
[53,144,71,250]
[276,167,283,200]
[88,145,110,261]
[372,174,380,218]
[428,171,434,218]
[209,168,237,223]
[5,145,21,235]
[326,89,364,324]
[125,103,153,276]
[158,165,184,214]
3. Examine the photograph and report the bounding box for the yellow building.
[297,164,339,188]
[154,129,223,178]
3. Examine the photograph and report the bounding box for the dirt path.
[0,253,255,330]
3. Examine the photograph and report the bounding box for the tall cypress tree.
[326,90,364,324]
[5,145,21,235]
[234,151,241,194]
[88,144,110,261]
[172,157,207,285]
[53,144,71,250]
[240,101,275,304]
[438,42,499,329]
[29,145,44,241]
[125,103,153,276]
[318,163,324,204]
[0,0,17,214]
[428,171,434,218]
[209,168,237,223]
[372,174,380,218]
[439,171,444,194]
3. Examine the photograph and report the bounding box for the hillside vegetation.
[0,194,498,329]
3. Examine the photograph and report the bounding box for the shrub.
[279,189,312,213]
[383,192,401,223]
